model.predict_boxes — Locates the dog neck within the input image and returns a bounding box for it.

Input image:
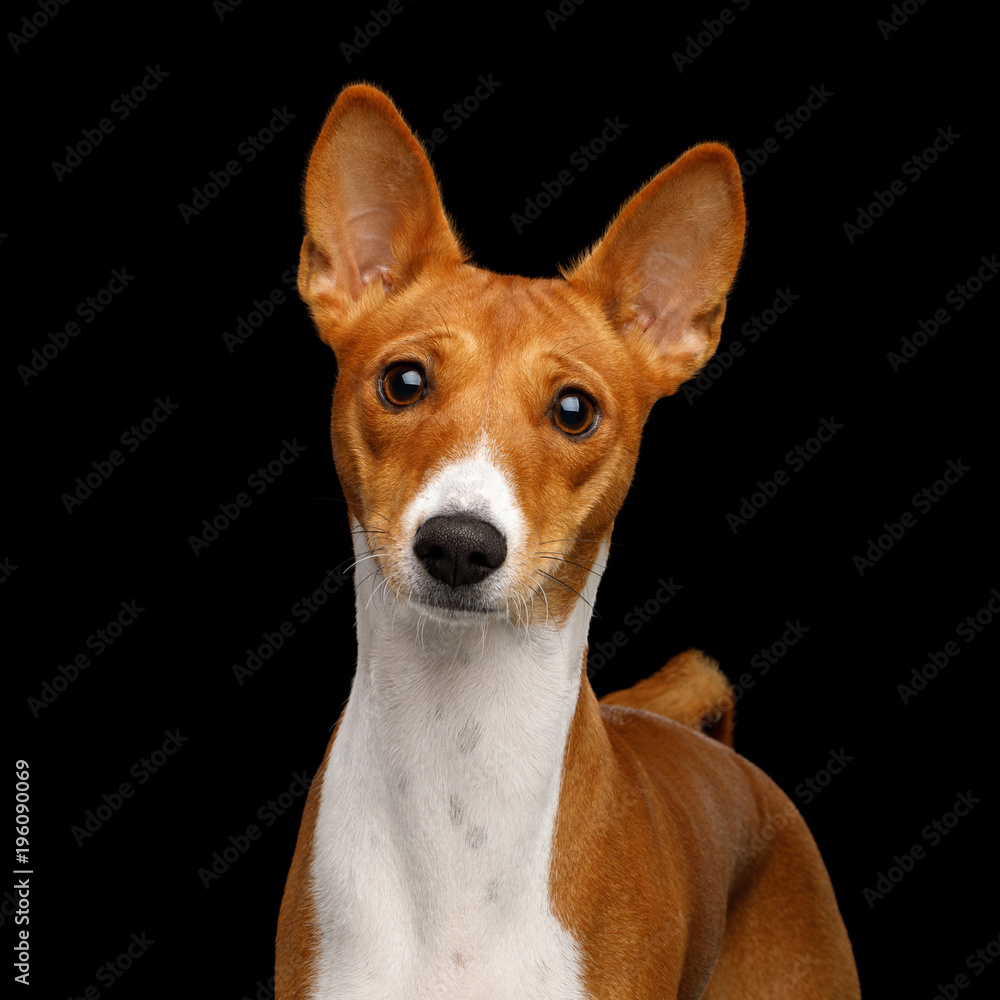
[310,526,603,984]
[351,520,599,877]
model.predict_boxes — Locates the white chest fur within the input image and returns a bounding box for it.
[307,529,595,999]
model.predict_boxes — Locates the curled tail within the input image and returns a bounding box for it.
[599,648,735,747]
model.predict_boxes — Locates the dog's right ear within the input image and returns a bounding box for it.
[298,84,466,351]
[565,143,745,398]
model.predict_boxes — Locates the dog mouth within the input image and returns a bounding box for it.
[407,586,505,620]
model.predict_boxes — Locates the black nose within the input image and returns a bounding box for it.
[413,515,507,588]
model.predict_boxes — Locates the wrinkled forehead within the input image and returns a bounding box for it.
[349,267,629,378]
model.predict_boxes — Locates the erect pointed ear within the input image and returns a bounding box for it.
[564,143,745,397]
[298,84,466,351]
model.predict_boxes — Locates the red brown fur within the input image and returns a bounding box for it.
[277,83,861,998]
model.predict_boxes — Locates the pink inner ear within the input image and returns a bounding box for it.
[565,144,744,394]
[348,207,399,291]
[299,85,466,325]
[634,250,707,353]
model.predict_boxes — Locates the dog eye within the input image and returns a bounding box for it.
[381,363,426,406]
[553,390,598,436]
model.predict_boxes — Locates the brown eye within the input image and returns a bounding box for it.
[381,363,426,406]
[553,390,598,436]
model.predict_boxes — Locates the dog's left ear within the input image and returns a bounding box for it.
[565,144,745,397]
[298,84,466,351]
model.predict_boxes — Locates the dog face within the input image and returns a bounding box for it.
[298,86,744,626]
[325,267,651,624]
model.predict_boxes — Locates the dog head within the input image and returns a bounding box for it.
[298,85,744,626]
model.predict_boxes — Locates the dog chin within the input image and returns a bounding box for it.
[405,585,505,624]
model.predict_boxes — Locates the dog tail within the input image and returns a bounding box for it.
[598,649,735,747]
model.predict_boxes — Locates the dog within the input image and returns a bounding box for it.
[276,83,861,999]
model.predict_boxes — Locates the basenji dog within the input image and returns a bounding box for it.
[276,84,861,999]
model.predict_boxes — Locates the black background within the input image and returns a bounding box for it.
[7,1,997,997]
